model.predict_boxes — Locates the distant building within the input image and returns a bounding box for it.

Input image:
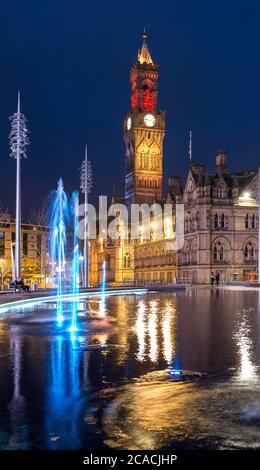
[178,151,258,284]
[0,212,50,287]
[90,34,259,286]
[90,33,177,286]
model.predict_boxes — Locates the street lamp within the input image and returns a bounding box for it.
[9,92,29,280]
[80,145,93,287]
[258,166,260,283]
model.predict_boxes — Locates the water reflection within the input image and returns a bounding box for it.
[45,335,83,449]
[135,300,147,362]
[162,302,175,365]
[233,306,257,381]
[0,288,260,450]
[148,300,158,363]
[135,298,176,365]
[8,330,28,449]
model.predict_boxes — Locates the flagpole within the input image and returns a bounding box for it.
[189,130,192,164]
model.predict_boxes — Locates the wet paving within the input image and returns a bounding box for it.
[0,287,260,450]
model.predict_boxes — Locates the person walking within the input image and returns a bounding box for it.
[210,271,215,286]
[215,271,220,286]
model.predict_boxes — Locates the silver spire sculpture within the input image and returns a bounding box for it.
[80,145,93,287]
[9,91,29,280]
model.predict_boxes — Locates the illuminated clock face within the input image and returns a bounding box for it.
[127,117,132,130]
[144,113,155,127]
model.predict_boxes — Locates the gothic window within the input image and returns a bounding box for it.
[142,79,154,111]
[214,213,226,229]
[217,187,224,198]
[124,253,131,268]
[143,89,153,111]
[131,91,137,109]
[245,214,256,229]
[213,241,225,262]
[183,242,190,263]
[245,242,256,261]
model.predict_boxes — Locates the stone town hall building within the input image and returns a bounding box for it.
[89,34,259,286]
[178,154,258,284]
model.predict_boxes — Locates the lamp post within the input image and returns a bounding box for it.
[9,92,29,280]
[258,166,260,283]
[80,145,93,287]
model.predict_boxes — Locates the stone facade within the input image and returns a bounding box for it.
[89,35,259,287]
[124,32,165,206]
[89,34,176,286]
[0,212,50,287]
[178,151,258,284]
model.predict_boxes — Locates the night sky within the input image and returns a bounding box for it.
[0,0,260,219]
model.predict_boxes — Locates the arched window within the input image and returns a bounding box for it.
[214,213,218,229]
[252,214,255,229]
[245,242,256,261]
[183,242,190,263]
[245,214,249,229]
[142,79,154,111]
[124,253,131,268]
[217,187,224,198]
[221,213,225,229]
[213,241,226,262]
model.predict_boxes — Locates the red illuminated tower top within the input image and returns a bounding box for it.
[130,31,159,112]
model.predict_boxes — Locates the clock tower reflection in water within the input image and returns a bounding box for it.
[124,31,165,205]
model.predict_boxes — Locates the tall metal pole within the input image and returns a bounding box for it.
[84,146,88,288]
[15,93,21,279]
[80,145,92,288]
[9,91,29,281]
[258,165,260,283]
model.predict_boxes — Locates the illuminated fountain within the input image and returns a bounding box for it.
[99,260,106,315]
[69,192,80,333]
[49,178,69,324]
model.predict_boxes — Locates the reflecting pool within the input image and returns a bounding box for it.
[0,287,260,450]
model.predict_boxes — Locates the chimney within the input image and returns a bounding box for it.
[216,150,228,176]
[168,176,182,197]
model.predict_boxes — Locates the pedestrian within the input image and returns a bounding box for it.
[20,278,30,293]
[210,271,215,286]
[215,271,220,286]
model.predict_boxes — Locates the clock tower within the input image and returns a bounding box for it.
[124,32,165,205]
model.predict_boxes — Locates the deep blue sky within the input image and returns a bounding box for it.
[0,0,260,218]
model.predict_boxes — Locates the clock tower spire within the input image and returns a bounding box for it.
[124,31,165,205]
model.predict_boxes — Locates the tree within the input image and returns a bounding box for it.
[28,204,50,288]
[0,258,11,290]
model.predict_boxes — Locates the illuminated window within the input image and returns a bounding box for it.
[131,91,137,109]
[143,89,153,111]
[124,253,131,268]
